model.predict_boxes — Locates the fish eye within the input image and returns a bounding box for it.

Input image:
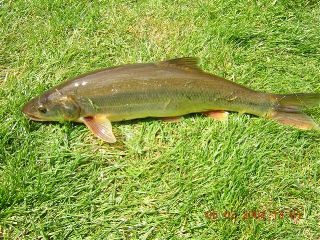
[38,106,47,114]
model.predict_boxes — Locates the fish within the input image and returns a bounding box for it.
[22,57,320,143]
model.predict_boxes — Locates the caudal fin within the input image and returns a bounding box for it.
[269,93,320,130]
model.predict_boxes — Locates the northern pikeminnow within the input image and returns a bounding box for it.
[22,57,320,143]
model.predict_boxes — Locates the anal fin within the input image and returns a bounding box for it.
[83,115,116,143]
[203,110,229,121]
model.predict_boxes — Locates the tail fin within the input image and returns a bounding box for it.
[269,93,320,130]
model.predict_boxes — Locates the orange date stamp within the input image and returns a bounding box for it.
[204,209,302,224]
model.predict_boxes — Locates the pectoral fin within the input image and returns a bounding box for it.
[83,115,116,143]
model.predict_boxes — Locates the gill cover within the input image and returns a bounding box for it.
[55,96,81,120]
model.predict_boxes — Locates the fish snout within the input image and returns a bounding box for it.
[22,99,41,121]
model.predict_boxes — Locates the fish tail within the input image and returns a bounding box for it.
[267,93,320,130]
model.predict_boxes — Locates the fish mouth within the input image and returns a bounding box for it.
[23,112,44,121]
[28,115,42,121]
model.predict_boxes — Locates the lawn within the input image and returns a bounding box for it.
[1,0,320,239]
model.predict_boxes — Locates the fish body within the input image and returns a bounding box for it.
[22,58,320,143]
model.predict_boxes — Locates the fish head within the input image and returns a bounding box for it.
[22,91,80,122]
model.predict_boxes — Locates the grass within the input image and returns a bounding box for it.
[1,0,320,239]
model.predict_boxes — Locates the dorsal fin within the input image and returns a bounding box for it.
[158,57,202,71]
